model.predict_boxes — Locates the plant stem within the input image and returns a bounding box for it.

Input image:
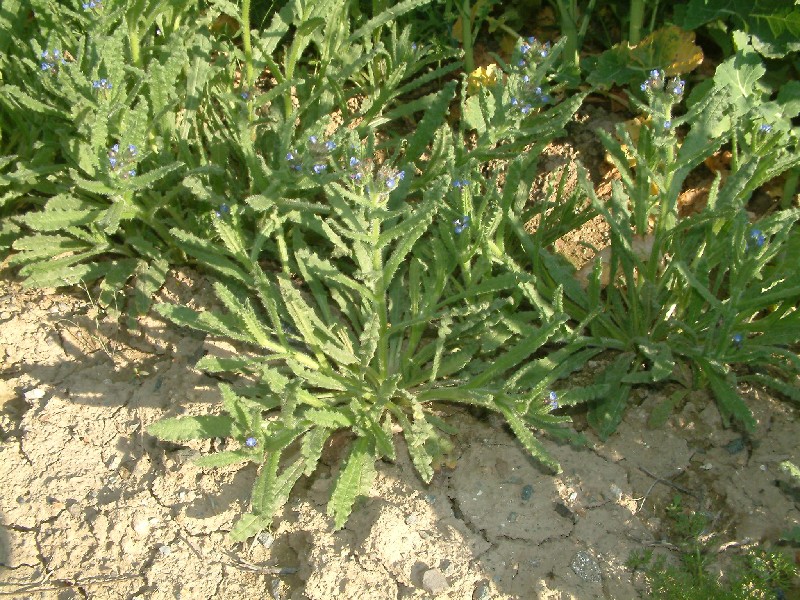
[629,0,645,45]
[461,0,474,74]
[242,0,254,88]
[128,24,142,69]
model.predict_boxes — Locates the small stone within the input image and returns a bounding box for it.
[521,484,533,501]
[570,550,601,582]
[0,311,11,320]
[422,568,449,595]
[256,531,274,549]
[158,545,172,556]
[132,518,150,537]
[472,579,491,600]
[23,388,46,401]
[405,514,417,526]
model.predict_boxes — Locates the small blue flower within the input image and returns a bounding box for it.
[325,140,336,151]
[759,124,772,133]
[533,86,542,95]
[241,91,249,100]
[522,75,530,84]
[539,95,550,104]
[411,42,418,51]
[128,169,136,177]
[520,104,532,115]
[511,97,519,107]
[640,82,648,92]
[453,215,470,234]
[547,390,559,410]
[312,164,326,174]
[670,79,685,96]
[111,143,119,153]
[664,120,672,130]
[109,156,117,167]
[452,179,469,189]
[286,151,296,161]
[308,135,318,144]
[731,333,743,347]
[128,144,137,155]
[349,156,360,167]
[245,437,258,448]
[214,203,230,218]
[650,69,661,79]
[748,228,765,248]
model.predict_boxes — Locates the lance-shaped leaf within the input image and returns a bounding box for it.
[327,437,376,529]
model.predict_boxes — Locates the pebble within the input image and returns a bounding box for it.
[570,550,601,582]
[23,388,46,401]
[256,531,275,549]
[472,579,491,600]
[0,311,10,320]
[422,568,449,595]
[132,518,150,537]
[521,484,533,501]
[405,514,417,526]
[158,545,172,556]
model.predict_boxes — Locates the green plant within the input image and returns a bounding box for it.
[515,37,800,437]
[628,495,798,599]
[145,41,601,539]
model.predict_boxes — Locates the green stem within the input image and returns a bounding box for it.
[128,25,142,69]
[369,203,389,380]
[242,0,254,88]
[461,0,474,74]
[628,0,645,45]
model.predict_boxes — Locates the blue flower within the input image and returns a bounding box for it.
[748,228,765,248]
[245,437,258,448]
[214,203,230,218]
[349,156,360,167]
[452,179,469,189]
[128,144,137,155]
[312,164,327,174]
[759,124,772,133]
[547,391,559,410]
[664,120,671,130]
[309,135,318,144]
[731,333,743,347]
[109,156,117,167]
[453,215,470,234]
[286,151,296,161]
[520,104,532,115]
[324,140,336,151]
[111,143,120,153]
[128,169,136,177]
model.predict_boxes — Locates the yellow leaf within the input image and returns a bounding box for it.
[629,25,704,76]
[467,64,499,95]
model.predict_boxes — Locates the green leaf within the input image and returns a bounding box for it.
[702,361,756,431]
[404,82,456,164]
[498,403,561,474]
[327,437,376,529]
[147,415,234,440]
[194,450,252,467]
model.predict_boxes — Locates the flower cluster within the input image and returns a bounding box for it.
[376,165,405,190]
[40,49,67,74]
[640,69,685,99]
[518,36,550,66]
[453,215,470,234]
[452,179,470,189]
[510,76,551,116]
[286,135,337,174]
[92,78,112,91]
[108,143,137,179]
[546,391,559,411]
[82,0,102,10]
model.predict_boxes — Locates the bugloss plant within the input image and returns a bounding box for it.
[520,37,800,437]
[1,0,238,320]
[146,37,600,539]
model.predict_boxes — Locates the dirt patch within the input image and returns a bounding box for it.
[1,270,798,599]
